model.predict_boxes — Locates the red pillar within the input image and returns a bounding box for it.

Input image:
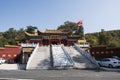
[49,39,51,45]
[59,39,61,44]
[39,40,42,46]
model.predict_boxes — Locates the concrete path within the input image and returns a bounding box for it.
[0,70,120,80]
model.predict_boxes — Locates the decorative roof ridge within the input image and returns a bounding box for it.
[44,29,69,34]
[45,29,62,31]
[46,29,62,31]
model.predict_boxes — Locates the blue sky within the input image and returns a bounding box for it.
[0,0,120,33]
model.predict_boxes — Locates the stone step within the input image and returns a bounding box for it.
[26,46,51,69]
[65,46,97,69]
[52,45,73,67]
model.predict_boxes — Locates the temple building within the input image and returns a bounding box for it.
[25,29,82,46]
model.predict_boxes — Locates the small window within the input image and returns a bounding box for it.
[14,54,17,57]
[96,52,99,54]
[92,52,94,54]
[104,59,110,61]
[101,59,110,61]
[105,59,110,61]
[2,54,6,57]
[101,52,104,54]
[8,54,11,57]
[111,51,114,53]
[105,51,108,54]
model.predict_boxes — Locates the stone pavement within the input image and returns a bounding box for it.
[0,64,19,70]
[0,69,120,80]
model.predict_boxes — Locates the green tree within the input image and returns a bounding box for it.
[99,32,106,45]
[2,28,17,45]
[0,33,5,47]
[85,34,98,46]
[16,28,26,43]
[85,30,120,47]
[26,26,37,34]
[57,21,77,32]
[57,21,84,39]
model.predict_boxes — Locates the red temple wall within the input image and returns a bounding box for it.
[90,46,120,59]
[0,46,21,62]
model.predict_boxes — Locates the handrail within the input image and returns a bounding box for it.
[61,45,74,66]
[26,43,39,69]
[74,43,99,67]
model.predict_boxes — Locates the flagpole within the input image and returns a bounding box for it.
[77,20,85,40]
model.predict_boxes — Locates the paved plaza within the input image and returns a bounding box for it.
[0,69,120,80]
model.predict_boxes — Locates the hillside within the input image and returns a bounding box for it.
[85,29,120,47]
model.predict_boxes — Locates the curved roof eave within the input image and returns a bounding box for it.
[24,31,38,36]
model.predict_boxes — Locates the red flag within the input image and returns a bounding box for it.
[77,20,83,26]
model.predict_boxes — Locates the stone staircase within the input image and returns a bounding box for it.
[26,44,98,70]
[65,46,98,69]
[26,46,51,69]
[52,45,74,67]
